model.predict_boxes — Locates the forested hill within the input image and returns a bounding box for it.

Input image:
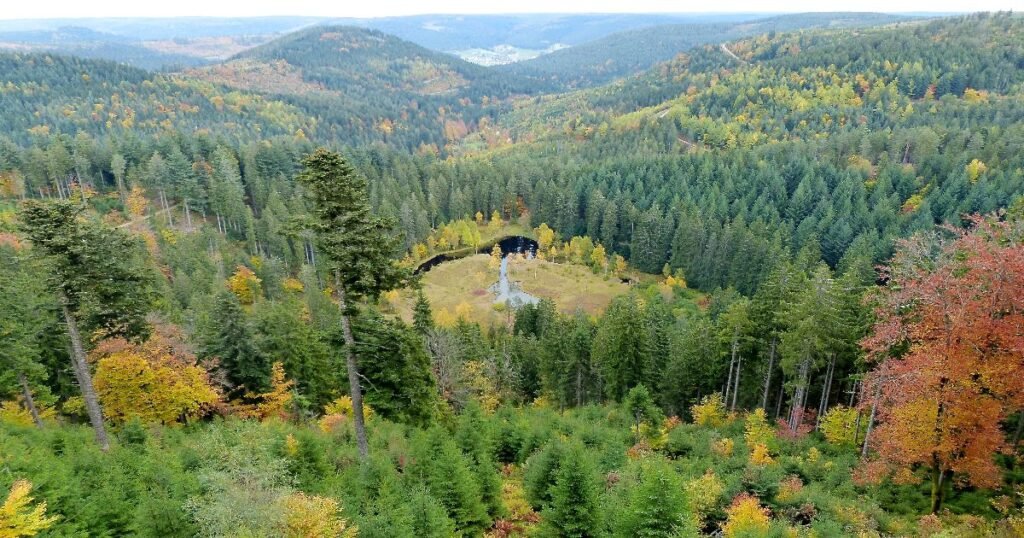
[0,52,315,144]
[500,12,909,91]
[186,25,537,152]
[445,12,1024,292]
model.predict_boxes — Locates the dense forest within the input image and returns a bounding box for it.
[1,11,1024,538]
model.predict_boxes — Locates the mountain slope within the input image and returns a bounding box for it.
[501,12,910,90]
[186,25,535,152]
[0,51,314,144]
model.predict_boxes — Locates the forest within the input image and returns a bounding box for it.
[1,10,1023,538]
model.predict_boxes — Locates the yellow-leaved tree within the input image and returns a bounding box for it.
[722,493,771,538]
[691,393,727,427]
[226,265,262,305]
[278,493,356,538]
[254,363,294,420]
[90,325,220,426]
[0,480,58,537]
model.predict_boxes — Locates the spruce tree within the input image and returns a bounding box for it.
[539,444,601,538]
[201,291,270,396]
[455,401,505,519]
[615,458,692,538]
[19,199,152,450]
[297,148,407,459]
[410,427,490,535]
[412,288,434,335]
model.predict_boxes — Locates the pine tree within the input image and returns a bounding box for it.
[297,148,407,460]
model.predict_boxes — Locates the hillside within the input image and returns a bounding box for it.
[186,25,538,152]
[0,51,314,144]
[501,12,909,90]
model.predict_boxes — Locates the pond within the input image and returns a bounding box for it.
[415,235,541,307]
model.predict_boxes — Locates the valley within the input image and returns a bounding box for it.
[1,9,1023,538]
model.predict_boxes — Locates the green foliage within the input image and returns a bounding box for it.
[409,427,491,535]
[355,312,439,426]
[539,443,602,538]
[613,457,695,538]
[297,148,407,306]
[19,199,152,341]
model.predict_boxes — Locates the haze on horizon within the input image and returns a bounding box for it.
[0,0,1015,20]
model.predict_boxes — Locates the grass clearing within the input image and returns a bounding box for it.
[393,254,631,326]
[507,256,630,317]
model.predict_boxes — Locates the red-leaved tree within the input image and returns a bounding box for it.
[861,217,1024,513]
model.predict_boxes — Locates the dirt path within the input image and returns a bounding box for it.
[720,43,746,64]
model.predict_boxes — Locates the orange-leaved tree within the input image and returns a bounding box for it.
[861,217,1024,513]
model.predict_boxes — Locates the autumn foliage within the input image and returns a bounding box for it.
[0,480,58,537]
[861,217,1024,509]
[90,325,221,426]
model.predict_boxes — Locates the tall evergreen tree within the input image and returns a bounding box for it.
[19,199,152,450]
[297,148,407,460]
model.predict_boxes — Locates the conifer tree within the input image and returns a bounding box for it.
[297,148,407,460]
[539,444,601,538]
[19,199,152,450]
[455,402,505,519]
[410,427,490,535]
[200,291,270,396]
[615,458,692,538]
[412,288,434,335]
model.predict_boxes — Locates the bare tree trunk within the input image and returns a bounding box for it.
[774,379,785,419]
[575,367,583,407]
[336,276,369,460]
[17,372,43,428]
[60,292,109,451]
[731,354,741,411]
[861,382,881,459]
[760,338,776,409]
[789,358,810,431]
[115,175,127,207]
[816,356,835,429]
[724,336,737,403]
[184,199,193,231]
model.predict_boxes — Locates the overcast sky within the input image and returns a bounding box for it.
[0,0,1016,20]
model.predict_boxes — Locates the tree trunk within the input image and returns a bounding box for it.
[930,464,952,513]
[761,338,776,409]
[731,354,741,411]
[17,372,43,428]
[725,337,737,403]
[789,358,810,431]
[861,383,881,459]
[816,356,835,429]
[184,199,193,231]
[60,292,110,451]
[336,277,369,460]
[115,176,127,207]
[774,379,785,419]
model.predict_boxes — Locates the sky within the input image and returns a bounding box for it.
[0,0,1017,20]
